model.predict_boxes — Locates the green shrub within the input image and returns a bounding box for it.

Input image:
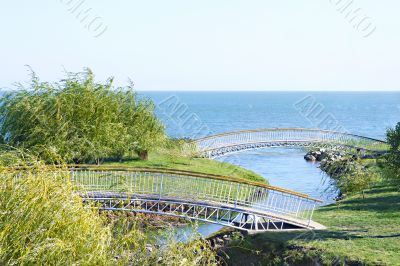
[0,69,165,163]
[335,169,379,196]
[322,158,380,196]
[385,122,400,187]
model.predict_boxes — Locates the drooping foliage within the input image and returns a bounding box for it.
[0,69,165,163]
[385,122,400,186]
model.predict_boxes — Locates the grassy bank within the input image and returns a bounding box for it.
[222,182,400,265]
[104,151,266,183]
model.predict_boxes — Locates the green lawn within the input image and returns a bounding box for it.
[222,183,400,265]
[103,151,266,183]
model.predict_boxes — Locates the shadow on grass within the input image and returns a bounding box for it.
[364,186,397,195]
[247,229,365,245]
[238,227,400,254]
[317,186,400,213]
[223,227,400,266]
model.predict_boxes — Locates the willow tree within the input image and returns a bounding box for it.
[0,69,165,163]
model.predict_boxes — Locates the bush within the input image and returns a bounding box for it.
[0,69,165,163]
[322,158,380,196]
[385,122,400,186]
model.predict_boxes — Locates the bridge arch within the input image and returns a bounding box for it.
[194,128,387,158]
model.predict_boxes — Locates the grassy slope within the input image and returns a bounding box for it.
[223,183,400,265]
[303,184,400,265]
[104,151,266,183]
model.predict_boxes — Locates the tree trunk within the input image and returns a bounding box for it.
[139,150,149,160]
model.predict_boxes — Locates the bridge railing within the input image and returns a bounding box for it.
[69,166,322,223]
[195,128,387,154]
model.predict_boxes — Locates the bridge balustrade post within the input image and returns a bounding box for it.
[244,186,250,206]
[291,196,297,214]
[153,174,157,194]
[289,196,295,214]
[285,197,291,214]
[219,181,225,200]
[196,177,200,198]
[308,203,316,226]
[295,198,302,217]
[159,174,163,199]
[129,172,132,192]
[215,181,220,200]
[227,182,232,204]
[71,169,75,183]
[234,184,241,209]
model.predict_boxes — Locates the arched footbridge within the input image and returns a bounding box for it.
[194,128,387,158]
[67,165,325,233]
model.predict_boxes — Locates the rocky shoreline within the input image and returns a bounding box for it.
[304,147,386,164]
[304,147,387,202]
[304,147,346,164]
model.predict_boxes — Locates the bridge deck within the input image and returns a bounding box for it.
[83,191,326,231]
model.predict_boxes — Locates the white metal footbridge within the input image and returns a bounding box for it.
[67,165,324,233]
[194,128,387,158]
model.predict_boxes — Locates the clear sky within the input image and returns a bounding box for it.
[1,0,399,91]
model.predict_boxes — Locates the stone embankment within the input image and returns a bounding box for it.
[304,148,386,164]
[304,148,345,164]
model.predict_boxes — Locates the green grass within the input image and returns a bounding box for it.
[103,151,266,183]
[302,184,400,265]
[222,183,400,265]
[344,139,389,152]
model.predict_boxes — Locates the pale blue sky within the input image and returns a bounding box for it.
[1,1,399,91]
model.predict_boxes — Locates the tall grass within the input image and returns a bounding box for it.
[0,166,112,265]
[0,151,218,265]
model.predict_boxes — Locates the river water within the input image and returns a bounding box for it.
[141,91,400,236]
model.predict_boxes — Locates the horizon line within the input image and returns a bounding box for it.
[136,89,400,92]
